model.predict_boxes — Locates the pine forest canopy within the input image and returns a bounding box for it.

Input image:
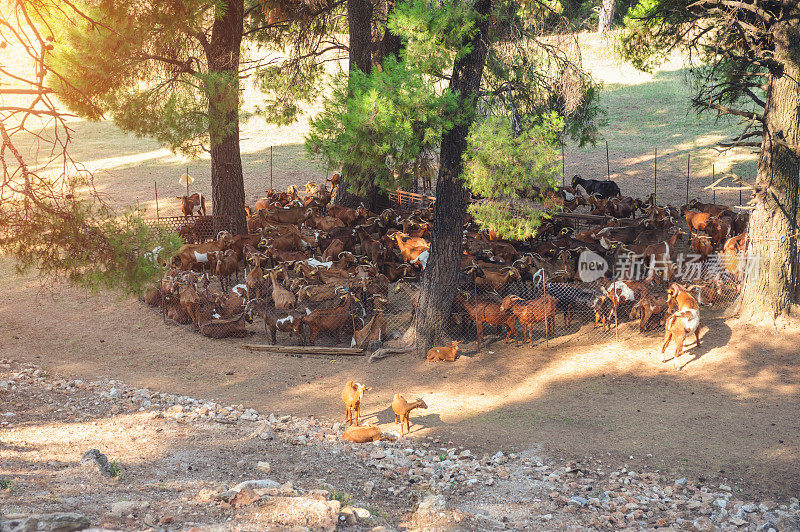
[305,0,602,239]
[46,0,346,235]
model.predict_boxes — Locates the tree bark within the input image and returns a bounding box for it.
[206,0,247,235]
[333,0,404,213]
[739,18,800,323]
[597,0,616,33]
[412,0,492,356]
[334,0,378,209]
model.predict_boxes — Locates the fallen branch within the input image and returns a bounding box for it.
[241,344,365,355]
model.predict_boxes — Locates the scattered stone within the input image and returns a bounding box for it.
[339,506,358,526]
[231,479,281,492]
[231,488,260,508]
[568,496,589,507]
[110,500,149,517]
[363,481,374,498]
[256,497,341,532]
[256,461,271,473]
[3,512,90,532]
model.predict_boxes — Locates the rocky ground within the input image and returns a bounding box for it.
[0,358,798,531]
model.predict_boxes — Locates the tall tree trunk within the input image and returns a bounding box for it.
[334,0,395,212]
[413,0,492,356]
[740,18,800,323]
[597,0,616,33]
[206,0,246,235]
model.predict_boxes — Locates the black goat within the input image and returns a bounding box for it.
[572,175,621,199]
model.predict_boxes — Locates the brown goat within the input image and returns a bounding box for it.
[426,340,462,362]
[342,380,372,426]
[177,192,206,217]
[295,293,357,345]
[629,295,668,333]
[661,284,701,368]
[199,311,252,339]
[264,308,307,344]
[269,269,296,309]
[391,394,428,436]
[500,295,557,347]
[691,235,714,261]
[456,293,516,344]
[213,249,239,293]
[352,297,387,348]
[328,203,359,226]
[342,424,385,443]
[322,238,344,262]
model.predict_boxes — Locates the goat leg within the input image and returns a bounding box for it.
[660,332,672,362]
[673,330,686,369]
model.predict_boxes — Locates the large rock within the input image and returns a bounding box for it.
[1,512,90,532]
[254,497,341,531]
[79,450,111,477]
[232,479,280,492]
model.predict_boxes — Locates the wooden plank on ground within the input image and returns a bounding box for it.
[242,344,365,356]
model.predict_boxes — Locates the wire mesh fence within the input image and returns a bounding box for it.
[142,247,751,354]
[143,215,234,244]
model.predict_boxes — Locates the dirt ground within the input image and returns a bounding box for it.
[1,258,798,503]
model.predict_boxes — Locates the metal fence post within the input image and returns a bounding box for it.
[544,272,549,348]
[561,139,565,187]
[686,153,690,205]
[653,147,658,204]
[154,181,159,219]
[474,275,480,354]
[712,164,716,204]
[270,145,274,190]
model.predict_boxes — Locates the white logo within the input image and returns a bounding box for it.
[578,250,608,282]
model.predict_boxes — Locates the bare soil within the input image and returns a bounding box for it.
[1,260,798,502]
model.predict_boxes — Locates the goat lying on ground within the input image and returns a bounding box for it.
[342,380,372,426]
[342,424,386,443]
[426,340,462,362]
[199,310,252,339]
[392,394,428,436]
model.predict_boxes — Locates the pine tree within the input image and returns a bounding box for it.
[48,0,342,234]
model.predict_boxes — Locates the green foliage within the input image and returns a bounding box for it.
[618,0,672,73]
[47,0,221,155]
[306,56,460,196]
[108,461,124,478]
[0,198,182,295]
[0,478,11,490]
[387,0,479,75]
[468,203,550,241]
[463,113,564,197]
[463,113,562,240]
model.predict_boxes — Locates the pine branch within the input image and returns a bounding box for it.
[692,99,764,122]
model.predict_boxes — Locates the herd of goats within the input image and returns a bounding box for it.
[143,173,750,365]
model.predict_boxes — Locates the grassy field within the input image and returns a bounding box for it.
[565,33,756,207]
